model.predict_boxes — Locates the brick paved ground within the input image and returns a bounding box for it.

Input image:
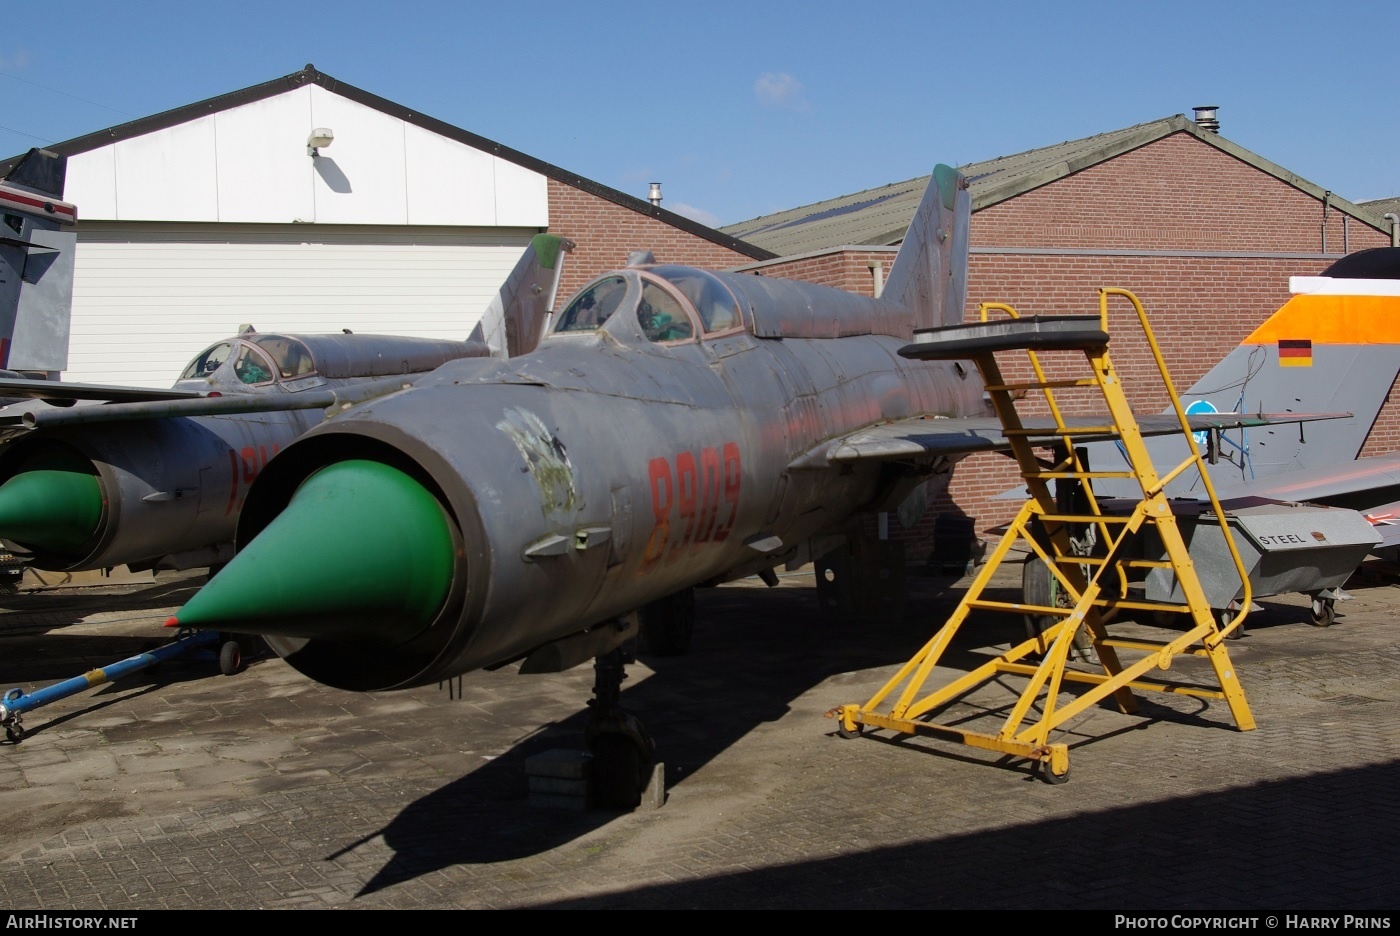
[1,556,1399,910]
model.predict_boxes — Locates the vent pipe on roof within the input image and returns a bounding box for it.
[648,183,662,207]
[1193,106,1220,133]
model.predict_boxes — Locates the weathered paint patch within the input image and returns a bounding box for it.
[496,407,578,518]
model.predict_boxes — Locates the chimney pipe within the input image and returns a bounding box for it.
[648,182,662,207]
[1193,106,1220,133]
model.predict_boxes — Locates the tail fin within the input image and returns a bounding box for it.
[0,149,77,374]
[1176,248,1400,481]
[469,234,576,358]
[881,164,971,331]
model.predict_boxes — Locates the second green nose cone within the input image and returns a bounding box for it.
[0,452,103,555]
[169,459,455,643]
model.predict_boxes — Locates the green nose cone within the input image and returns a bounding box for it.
[0,453,102,554]
[170,459,455,643]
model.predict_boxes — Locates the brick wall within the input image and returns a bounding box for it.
[749,249,896,296]
[547,178,758,299]
[755,131,1392,554]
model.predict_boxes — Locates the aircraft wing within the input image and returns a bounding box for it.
[0,377,208,404]
[5,376,417,432]
[788,411,1349,470]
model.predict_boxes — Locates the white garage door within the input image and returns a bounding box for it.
[68,223,538,387]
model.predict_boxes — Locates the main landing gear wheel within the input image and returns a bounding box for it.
[1310,596,1336,628]
[586,647,657,811]
[1021,555,1098,664]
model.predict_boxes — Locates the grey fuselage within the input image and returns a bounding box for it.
[0,332,487,571]
[240,266,984,689]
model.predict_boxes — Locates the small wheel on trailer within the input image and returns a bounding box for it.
[1310,596,1335,628]
[591,733,645,810]
[5,722,23,744]
[218,639,244,676]
[836,723,863,740]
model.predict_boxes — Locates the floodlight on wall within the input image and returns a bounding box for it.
[306,128,334,157]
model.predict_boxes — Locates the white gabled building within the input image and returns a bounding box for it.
[2,66,769,387]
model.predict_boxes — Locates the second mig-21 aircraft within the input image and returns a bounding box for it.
[0,234,574,576]
[166,165,1329,806]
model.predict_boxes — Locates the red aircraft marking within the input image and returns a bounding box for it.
[640,442,741,574]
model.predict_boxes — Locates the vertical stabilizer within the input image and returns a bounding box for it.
[1178,249,1400,481]
[469,234,576,358]
[881,164,971,331]
[0,149,77,375]
[1082,247,1400,497]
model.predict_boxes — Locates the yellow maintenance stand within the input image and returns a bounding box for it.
[829,288,1255,783]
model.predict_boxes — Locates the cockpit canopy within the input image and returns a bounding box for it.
[180,335,316,386]
[552,266,743,343]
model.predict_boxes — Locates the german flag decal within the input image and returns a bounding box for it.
[1279,338,1313,367]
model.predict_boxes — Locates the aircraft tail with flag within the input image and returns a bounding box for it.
[1172,247,1400,487]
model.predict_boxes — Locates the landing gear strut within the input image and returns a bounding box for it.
[585,647,655,809]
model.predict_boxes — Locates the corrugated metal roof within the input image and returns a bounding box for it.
[722,115,1385,256]
[1362,196,1400,219]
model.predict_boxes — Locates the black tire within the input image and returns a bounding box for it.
[1310,597,1335,628]
[592,733,644,810]
[6,723,23,743]
[1021,555,1057,638]
[218,640,244,676]
[1041,762,1070,785]
[637,587,696,657]
[836,725,863,740]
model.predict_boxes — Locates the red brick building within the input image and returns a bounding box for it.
[724,114,1394,546]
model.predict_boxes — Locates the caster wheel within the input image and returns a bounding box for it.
[1310,597,1335,628]
[836,724,863,740]
[6,723,24,743]
[1041,762,1070,785]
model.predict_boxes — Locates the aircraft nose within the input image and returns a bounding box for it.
[0,450,102,554]
[167,459,455,642]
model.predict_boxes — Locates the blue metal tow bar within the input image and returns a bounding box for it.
[0,629,222,743]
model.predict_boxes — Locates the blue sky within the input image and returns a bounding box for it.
[3,1,1396,227]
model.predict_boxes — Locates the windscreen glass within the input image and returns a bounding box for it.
[555,276,630,333]
[180,342,234,379]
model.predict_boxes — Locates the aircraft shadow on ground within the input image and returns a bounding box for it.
[348,572,1267,896]
[0,574,208,633]
[529,758,1400,910]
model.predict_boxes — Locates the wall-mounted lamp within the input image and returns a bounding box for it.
[306,128,334,157]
